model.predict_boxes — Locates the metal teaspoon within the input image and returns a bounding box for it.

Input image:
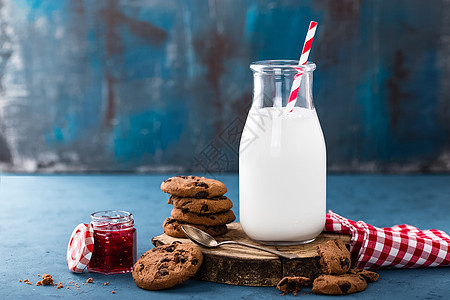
[181,225,298,260]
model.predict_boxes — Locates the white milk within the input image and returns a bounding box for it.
[239,107,326,243]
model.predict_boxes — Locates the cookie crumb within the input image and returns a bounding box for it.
[86,278,93,283]
[37,274,40,277]
[36,281,42,286]
[56,282,64,289]
[104,282,109,286]
[112,291,116,294]
[26,282,32,285]
[41,274,53,285]
[24,279,29,283]
[277,276,311,295]
[19,279,22,282]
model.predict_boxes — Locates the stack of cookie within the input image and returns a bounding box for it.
[160,176,236,238]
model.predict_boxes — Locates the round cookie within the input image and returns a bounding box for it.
[168,195,233,214]
[161,176,227,198]
[132,242,203,290]
[312,274,367,295]
[348,269,379,283]
[163,218,228,238]
[316,239,351,275]
[171,208,236,226]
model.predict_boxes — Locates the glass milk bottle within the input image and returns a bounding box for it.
[239,60,326,245]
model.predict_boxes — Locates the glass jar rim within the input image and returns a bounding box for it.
[91,210,133,223]
[250,60,316,74]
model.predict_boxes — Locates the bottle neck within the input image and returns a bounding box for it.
[250,60,315,110]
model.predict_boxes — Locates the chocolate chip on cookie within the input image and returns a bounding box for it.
[312,274,367,295]
[161,176,227,198]
[132,242,203,290]
[168,195,233,214]
[316,239,351,275]
[348,269,379,283]
[163,217,228,238]
[276,276,311,295]
[171,208,236,226]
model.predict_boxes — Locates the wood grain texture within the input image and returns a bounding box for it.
[152,222,351,286]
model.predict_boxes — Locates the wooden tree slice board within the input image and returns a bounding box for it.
[152,222,351,287]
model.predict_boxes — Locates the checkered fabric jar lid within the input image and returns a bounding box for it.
[66,223,94,273]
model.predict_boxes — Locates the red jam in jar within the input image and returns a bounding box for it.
[87,210,136,274]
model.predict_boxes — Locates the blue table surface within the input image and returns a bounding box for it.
[0,174,449,299]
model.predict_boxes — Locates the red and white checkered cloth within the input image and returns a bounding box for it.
[325,211,450,269]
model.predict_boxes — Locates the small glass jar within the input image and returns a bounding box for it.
[87,210,137,274]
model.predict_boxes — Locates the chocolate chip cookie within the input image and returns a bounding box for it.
[161,176,227,198]
[168,195,233,214]
[132,242,203,290]
[171,208,236,226]
[163,218,228,238]
[312,274,367,295]
[276,276,311,295]
[348,269,379,283]
[316,239,351,275]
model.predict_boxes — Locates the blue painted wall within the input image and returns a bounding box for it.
[0,0,449,173]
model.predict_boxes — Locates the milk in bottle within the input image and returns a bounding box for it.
[239,60,326,244]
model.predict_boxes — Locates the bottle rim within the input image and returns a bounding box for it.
[250,60,316,74]
[90,210,133,225]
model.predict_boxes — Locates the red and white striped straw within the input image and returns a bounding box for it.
[285,21,318,113]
